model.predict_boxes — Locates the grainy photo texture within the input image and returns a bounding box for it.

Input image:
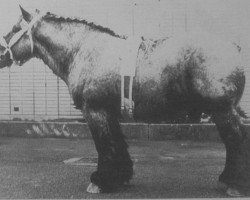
[0,0,249,198]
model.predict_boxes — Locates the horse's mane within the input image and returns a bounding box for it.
[43,12,127,39]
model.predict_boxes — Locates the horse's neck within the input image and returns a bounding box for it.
[33,21,90,83]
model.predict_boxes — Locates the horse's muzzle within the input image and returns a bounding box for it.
[0,52,13,68]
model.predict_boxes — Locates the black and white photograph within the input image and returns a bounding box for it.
[0,0,250,198]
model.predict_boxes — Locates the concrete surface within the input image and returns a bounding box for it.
[0,121,224,141]
[0,137,247,198]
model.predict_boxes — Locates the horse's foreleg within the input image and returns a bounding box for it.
[84,108,133,193]
[213,109,250,196]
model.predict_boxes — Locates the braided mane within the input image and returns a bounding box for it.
[43,12,127,39]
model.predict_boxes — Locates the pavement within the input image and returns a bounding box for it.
[0,137,241,199]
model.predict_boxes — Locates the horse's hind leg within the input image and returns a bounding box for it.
[84,108,133,193]
[212,108,250,196]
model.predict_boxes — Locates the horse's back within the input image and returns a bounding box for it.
[140,33,242,80]
[135,33,245,118]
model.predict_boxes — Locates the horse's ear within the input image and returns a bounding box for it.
[19,5,32,22]
[35,9,40,14]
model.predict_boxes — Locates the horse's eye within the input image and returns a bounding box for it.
[12,26,20,33]
[0,55,5,60]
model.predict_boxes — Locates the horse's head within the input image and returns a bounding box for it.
[0,6,43,68]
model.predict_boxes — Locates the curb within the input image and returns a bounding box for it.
[0,121,227,141]
[148,124,220,141]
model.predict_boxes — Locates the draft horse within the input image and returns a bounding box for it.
[0,7,250,196]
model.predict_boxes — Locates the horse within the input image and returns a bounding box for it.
[0,6,250,197]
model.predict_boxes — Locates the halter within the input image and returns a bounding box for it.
[0,13,44,63]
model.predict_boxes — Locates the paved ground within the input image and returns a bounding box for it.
[0,137,242,198]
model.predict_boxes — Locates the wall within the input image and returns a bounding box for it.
[0,60,82,120]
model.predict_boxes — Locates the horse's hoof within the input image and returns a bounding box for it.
[123,181,130,186]
[226,187,245,197]
[217,181,227,190]
[86,183,101,194]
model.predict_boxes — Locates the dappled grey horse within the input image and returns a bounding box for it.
[0,6,250,196]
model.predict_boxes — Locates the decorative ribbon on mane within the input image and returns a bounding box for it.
[0,12,44,63]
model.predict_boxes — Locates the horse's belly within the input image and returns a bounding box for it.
[133,78,190,122]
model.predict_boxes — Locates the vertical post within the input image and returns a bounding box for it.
[184,0,188,32]
[44,65,48,117]
[19,68,24,117]
[171,13,174,36]
[57,77,60,119]
[132,1,135,36]
[32,61,35,119]
[129,76,133,114]
[20,66,23,117]
[121,75,125,110]
[8,67,11,119]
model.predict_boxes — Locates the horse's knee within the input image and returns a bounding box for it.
[84,108,133,191]
[213,109,250,192]
[213,111,243,143]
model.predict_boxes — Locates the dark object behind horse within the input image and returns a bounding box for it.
[0,7,250,196]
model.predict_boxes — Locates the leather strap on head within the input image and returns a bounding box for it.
[0,13,44,62]
[0,37,13,60]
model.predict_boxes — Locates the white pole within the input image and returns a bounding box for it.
[129,76,133,114]
[121,75,125,110]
